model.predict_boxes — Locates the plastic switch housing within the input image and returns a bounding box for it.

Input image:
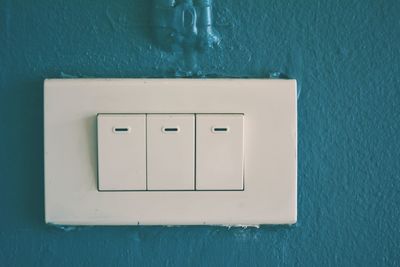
[44,79,297,225]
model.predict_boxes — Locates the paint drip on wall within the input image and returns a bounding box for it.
[153,0,220,75]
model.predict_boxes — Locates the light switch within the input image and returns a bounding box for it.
[97,114,146,191]
[147,114,195,190]
[46,79,297,225]
[196,114,244,190]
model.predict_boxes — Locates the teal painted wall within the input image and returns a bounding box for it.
[1,0,399,266]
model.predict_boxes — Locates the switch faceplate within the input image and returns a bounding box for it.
[44,79,297,226]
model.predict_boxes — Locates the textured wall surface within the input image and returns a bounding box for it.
[1,0,400,266]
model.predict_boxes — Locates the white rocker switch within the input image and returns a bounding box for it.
[97,114,147,191]
[147,114,195,190]
[196,114,244,190]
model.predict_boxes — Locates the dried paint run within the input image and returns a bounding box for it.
[153,0,220,74]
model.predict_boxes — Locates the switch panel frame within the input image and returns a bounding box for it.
[44,79,297,225]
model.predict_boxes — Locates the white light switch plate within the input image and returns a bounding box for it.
[44,79,297,225]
